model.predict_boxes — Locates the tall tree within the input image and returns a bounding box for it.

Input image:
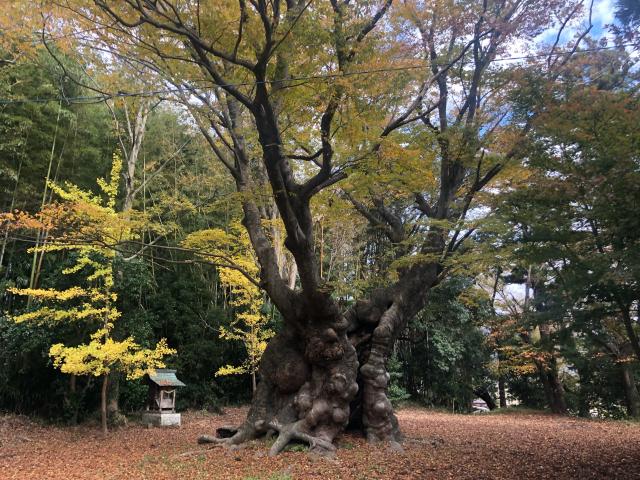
[51,0,586,454]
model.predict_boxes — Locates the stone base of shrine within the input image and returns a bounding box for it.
[142,412,181,427]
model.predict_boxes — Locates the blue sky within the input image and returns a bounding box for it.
[539,0,618,44]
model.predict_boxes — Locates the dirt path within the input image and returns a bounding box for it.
[1,407,639,479]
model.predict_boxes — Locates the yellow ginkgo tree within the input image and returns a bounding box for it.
[6,153,175,434]
[183,222,273,393]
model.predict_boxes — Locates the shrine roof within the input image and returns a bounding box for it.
[148,369,186,387]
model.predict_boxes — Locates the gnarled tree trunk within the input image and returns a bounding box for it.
[200,296,359,456]
[200,260,440,455]
[199,310,404,455]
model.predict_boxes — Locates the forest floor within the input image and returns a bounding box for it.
[1,406,639,480]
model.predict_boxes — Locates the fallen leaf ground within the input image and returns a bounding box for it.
[1,407,639,479]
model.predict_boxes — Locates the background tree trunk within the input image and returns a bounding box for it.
[535,357,568,414]
[620,362,640,418]
[101,374,108,435]
[498,375,507,408]
[474,386,497,410]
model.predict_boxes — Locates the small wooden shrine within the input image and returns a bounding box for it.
[142,369,185,427]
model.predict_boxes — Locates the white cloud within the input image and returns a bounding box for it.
[593,0,615,26]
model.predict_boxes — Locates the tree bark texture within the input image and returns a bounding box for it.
[199,258,440,455]
[535,356,568,415]
[101,374,109,435]
[200,298,359,456]
[620,362,640,418]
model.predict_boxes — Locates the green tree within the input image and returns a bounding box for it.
[496,84,640,417]
[395,277,494,411]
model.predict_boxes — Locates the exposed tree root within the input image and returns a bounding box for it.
[197,424,255,447]
[262,419,336,457]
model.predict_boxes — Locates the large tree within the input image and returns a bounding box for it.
[53,0,586,455]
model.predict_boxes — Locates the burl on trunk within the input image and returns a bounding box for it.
[199,292,404,456]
